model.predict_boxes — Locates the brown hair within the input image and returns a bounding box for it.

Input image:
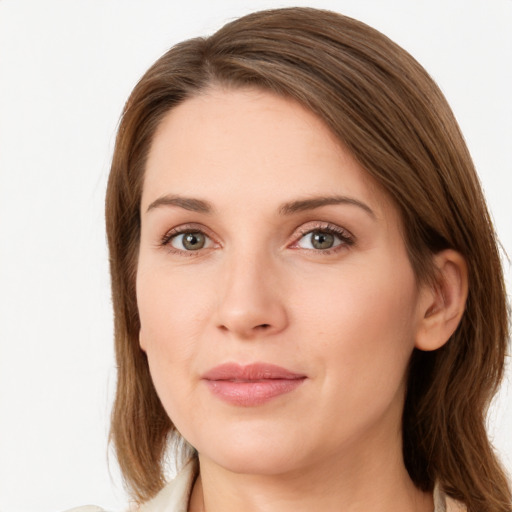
[106,7,511,510]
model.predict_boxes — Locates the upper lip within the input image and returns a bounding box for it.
[202,362,306,381]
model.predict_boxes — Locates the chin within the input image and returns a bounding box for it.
[208,447,301,476]
[192,424,309,476]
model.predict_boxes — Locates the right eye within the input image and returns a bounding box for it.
[168,231,213,251]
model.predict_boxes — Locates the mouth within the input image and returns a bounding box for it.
[201,362,307,407]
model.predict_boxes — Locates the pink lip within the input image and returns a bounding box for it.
[202,363,306,406]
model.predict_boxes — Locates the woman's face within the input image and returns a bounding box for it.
[137,87,426,475]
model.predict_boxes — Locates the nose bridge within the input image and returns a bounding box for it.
[215,244,287,337]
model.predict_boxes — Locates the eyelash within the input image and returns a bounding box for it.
[159,221,355,256]
[159,223,215,257]
[292,222,355,254]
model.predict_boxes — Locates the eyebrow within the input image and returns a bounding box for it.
[279,196,375,218]
[146,193,375,218]
[146,195,213,214]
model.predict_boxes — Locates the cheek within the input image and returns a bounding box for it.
[290,259,419,445]
[300,252,417,324]
[137,262,211,352]
[136,265,214,414]
[295,255,419,386]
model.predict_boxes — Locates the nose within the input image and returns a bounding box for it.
[215,252,288,339]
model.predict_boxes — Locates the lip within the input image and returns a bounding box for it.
[201,362,306,406]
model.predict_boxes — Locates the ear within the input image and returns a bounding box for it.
[415,249,468,352]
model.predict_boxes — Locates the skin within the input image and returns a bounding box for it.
[137,87,467,512]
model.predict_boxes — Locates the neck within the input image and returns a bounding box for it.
[188,430,433,512]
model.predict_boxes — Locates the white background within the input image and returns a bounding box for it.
[0,1,510,511]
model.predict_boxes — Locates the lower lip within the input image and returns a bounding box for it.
[204,378,305,406]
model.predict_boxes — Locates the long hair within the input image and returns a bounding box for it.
[105,7,511,510]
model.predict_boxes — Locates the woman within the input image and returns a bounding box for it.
[79,7,511,512]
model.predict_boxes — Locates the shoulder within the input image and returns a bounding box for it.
[434,483,467,512]
[63,458,198,512]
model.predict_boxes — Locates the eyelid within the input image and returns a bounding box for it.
[288,221,355,252]
[159,223,220,254]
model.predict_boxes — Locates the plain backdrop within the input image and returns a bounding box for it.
[0,1,511,511]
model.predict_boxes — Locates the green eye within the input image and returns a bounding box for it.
[296,228,352,251]
[171,232,207,250]
[310,231,335,249]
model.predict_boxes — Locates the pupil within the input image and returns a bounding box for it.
[183,232,205,250]
[312,231,334,249]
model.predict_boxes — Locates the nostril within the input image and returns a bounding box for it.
[217,322,272,333]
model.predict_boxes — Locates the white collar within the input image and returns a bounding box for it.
[136,459,198,512]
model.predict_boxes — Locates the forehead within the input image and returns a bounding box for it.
[142,87,389,218]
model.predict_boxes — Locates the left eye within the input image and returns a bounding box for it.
[296,229,344,250]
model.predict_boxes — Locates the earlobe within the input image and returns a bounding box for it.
[415,250,468,352]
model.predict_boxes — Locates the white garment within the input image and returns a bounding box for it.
[67,458,466,512]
